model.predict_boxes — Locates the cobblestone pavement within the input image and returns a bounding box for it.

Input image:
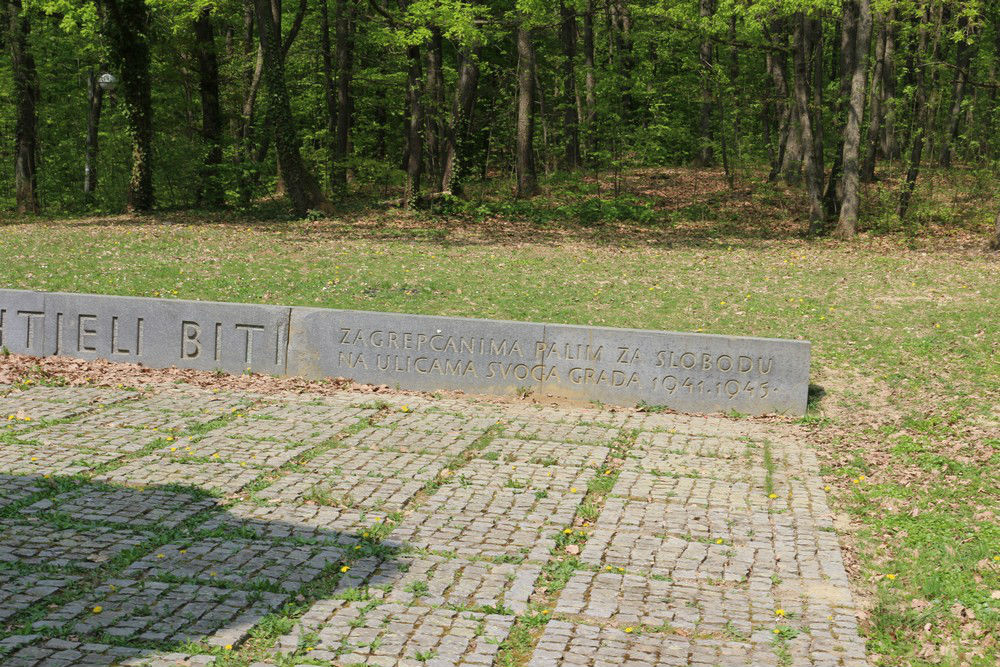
[0,381,867,666]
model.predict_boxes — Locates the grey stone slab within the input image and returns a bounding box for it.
[0,289,46,356]
[2,290,811,415]
[287,306,548,395]
[289,308,809,415]
[4,290,292,375]
[539,322,810,415]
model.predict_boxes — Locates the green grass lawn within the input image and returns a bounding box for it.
[2,169,998,666]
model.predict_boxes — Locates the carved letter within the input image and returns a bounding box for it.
[181,321,202,359]
[17,311,45,350]
[77,315,97,352]
[235,324,265,364]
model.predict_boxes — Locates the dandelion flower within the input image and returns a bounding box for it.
[224,644,233,651]
[768,493,777,499]
[92,606,103,613]
[340,565,351,573]
[624,627,634,633]
[715,538,723,544]
[885,573,896,580]
[775,609,786,617]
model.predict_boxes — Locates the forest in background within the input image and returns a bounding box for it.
[3,0,1000,245]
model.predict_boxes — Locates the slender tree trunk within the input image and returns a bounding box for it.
[103,0,154,211]
[441,46,480,195]
[333,0,353,189]
[834,0,872,238]
[940,16,971,168]
[6,0,40,213]
[403,43,423,207]
[194,7,224,207]
[824,1,858,216]
[561,2,580,170]
[792,13,824,229]
[764,18,791,182]
[425,29,445,191]
[252,0,327,215]
[84,69,104,200]
[880,11,897,160]
[319,0,336,190]
[990,208,1000,250]
[516,24,537,198]
[862,10,888,182]
[694,0,715,167]
[582,0,596,142]
[897,8,932,220]
[237,5,263,206]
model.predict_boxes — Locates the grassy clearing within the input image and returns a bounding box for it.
[2,168,999,666]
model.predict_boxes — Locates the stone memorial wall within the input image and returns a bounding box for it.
[0,289,810,415]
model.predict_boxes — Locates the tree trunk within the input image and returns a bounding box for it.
[440,46,480,195]
[237,5,263,206]
[333,0,353,189]
[764,18,790,182]
[319,0,336,190]
[879,11,897,160]
[515,24,537,198]
[940,16,971,168]
[560,2,580,170]
[897,8,932,220]
[403,43,423,207]
[84,69,104,200]
[823,1,858,217]
[834,0,872,238]
[6,0,40,213]
[792,13,824,229]
[194,7,224,207]
[990,208,1000,250]
[252,0,327,215]
[425,29,445,191]
[582,0,596,150]
[694,0,715,167]
[862,10,888,183]
[103,0,154,211]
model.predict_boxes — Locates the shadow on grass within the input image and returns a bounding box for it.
[0,472,405,666]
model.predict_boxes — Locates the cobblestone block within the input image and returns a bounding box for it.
[0,443,119,475]
[23,487,217,527]
[256,471,424,511]
[500,419,620,445]
[123,538,345,591]
[158,437,309,468]
[526,620,780,667]
[554,571,774,634]
[337,425,483,456]
[359,554,541,613]
[29,423,165,453]
[0,519,149,569]
[274,600,513,666]
[249,401,375,424]
[199,418,347,446]
[96,456,259,494]
[199,503,375,545]
[0,475,43,509]
[452,459,595,493]
[390,485,582,561]
[477,437,610,468]
[0,571,80,623]
[37,578,285,647]
[0,638,215,667]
